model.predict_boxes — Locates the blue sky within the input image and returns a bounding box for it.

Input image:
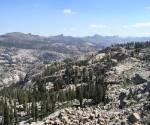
[0,0,150,36]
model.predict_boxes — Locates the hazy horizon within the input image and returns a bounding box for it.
[1,32,150,38]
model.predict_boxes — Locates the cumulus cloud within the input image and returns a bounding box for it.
[63,9,75,15]
[132,22,150,28]
[89,24,107,28]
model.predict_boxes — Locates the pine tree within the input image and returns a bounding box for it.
[40,100,46,119]
[14,101,19,124]
[95,82,103,103]
[21,92,28,112]
[26,101,31,118]
[35,103,38,121]
[82,67,88,82]
[76,85,83,107]
[88,68,93,81]
[31,98,37,121]
[94,73,105,104]
[3,102,11,125]
[9,105,14,123]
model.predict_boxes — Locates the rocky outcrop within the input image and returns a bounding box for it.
[128,113,141,124]
[131,74,147,84]
[29,81,150,125]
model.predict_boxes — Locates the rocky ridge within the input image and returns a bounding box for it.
[27,43,150,125]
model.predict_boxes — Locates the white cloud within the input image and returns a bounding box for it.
[146,6,150,9]
[63,9,75,15]
[89,24,107,28]
[142,32,150,36]
[132,22,150,28]
[122,25,128,29]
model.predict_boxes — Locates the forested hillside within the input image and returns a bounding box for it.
[0,41,150,125]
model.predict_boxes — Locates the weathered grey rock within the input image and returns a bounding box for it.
[136,94,142,101]
[77,110,82,116]
[80,116,88,124]
[103,105,110,110]
[58,112,64,119]
[146,81,150,93]
[65,108,72,114]
[121,120,126,125]
[45,119,51,124]
[89,114,95,120]
[131,74,147,84]
[54,119,61,125]
[49,120,55,124]
[128,113,141,123]
[85,121,91,125]
[61,116,70,124]
[72,119,79,124]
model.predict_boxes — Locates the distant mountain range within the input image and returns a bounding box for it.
[0,32,150,49]
[82,34,150,45]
